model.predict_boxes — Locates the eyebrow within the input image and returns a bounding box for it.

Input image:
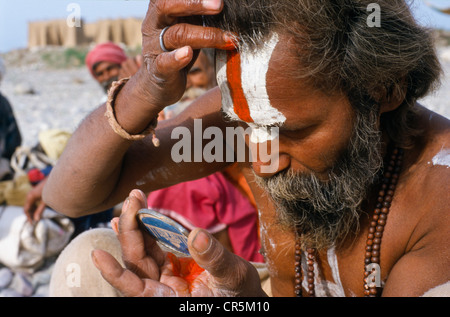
[220,107,234,123]
[219,107,285,129]
[189,66,201,73]
[94,64,119,77]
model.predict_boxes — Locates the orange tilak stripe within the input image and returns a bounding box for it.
[226,50,253,123]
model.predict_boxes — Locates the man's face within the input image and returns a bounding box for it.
[167,51,217,118]
[216,32,383,249]
[93,61,121,93]
[179,51,216,105]
[187,51,216,91]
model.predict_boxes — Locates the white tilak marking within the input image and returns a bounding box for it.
[216,50,237,121]
[431,147,450,168]
[301,247,347,297]
[258,216,278,277]
[240,33,285,126]
[326,248,347,297]
[248,124,280,143]
[215,32,286,143]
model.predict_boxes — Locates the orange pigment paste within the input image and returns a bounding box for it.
[226,50,254,123]
[167,253,205,291]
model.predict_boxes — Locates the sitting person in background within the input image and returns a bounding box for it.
[164,49,217,118]
[23,42,135,227]
[0,57,22,181]
[22,43,137,231]
[85,42,137,96]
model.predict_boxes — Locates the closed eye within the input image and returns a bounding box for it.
[279,124,318,140]
[220,108,235,123]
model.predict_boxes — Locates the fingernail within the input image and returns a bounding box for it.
[174,46,190,61]
[129,189,146,203]
[203,0,222,10]
[192,230,211,255]
[219,32,238,50]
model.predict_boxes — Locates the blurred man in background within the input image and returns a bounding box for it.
[85,42,129,94]
[0,57,22,180]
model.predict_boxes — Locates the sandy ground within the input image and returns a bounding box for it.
[1,61,105,147]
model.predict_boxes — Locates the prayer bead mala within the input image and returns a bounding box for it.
[294,146,403,297]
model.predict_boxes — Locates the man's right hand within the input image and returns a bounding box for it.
[130,0,234,111]
[24,177,48,223]
[92,189,266,297]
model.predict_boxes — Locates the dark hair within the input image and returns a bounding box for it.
[205,0,442,147]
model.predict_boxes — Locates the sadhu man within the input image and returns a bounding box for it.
[44,0,449,297]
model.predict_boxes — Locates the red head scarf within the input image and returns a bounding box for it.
[85,42,127,76]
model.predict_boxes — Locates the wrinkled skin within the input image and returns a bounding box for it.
[92,189,265,297]
[44,0,450,297]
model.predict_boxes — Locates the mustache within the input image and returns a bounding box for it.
[101,76,119,93]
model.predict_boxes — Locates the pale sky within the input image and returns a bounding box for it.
[0,0,449,53]
[0,0,148,53]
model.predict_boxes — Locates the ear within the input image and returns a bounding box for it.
[378,80,407,114]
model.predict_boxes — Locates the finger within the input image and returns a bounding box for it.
[189,229,263,296]
[118,190,149,258]
[143,46,194,99]
[139,46,194,107]
[111,217,119,234]
[118,189,148,233]
[188,230,241,290]
[189,229,228,278]
[161,24,237,52]
[33,200,46,222]
[92,249,176,297]
[120,59,140,78]
[150,0,224,27]
[135,55,143,67]
[118,190,165,276]
[128,61,140,75]
[24,187,41,223]
[92,249,144,296]
[148,45,193,74]
[23,197,35,223]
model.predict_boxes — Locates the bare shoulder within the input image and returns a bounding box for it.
[383,106,450,296]
[406,106,450,209]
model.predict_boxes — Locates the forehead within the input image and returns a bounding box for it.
[216,33,280,125]
[216,32,345,130]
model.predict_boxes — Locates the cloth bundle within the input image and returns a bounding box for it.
[0,129,74,272]
[0,205,74,272]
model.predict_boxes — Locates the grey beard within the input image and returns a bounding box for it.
[254,109,383,250]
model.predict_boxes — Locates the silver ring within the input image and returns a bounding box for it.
[159,26,170,52]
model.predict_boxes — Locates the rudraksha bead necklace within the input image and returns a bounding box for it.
[294,146,403,297]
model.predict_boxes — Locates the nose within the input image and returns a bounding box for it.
[104,68,117,81]
[97,71,111,84]
[251,144,291,178]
